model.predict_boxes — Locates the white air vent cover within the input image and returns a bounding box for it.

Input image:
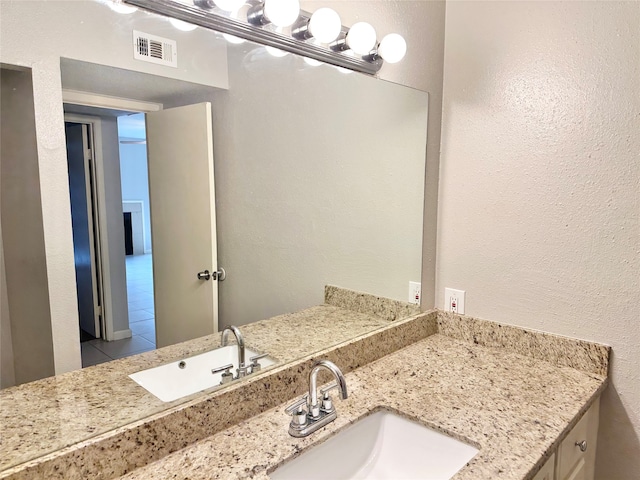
[133,30,177,68]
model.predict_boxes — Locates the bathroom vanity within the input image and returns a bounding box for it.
[110,328,606,480]
[0,290,608,480]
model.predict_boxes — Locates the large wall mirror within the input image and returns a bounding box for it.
[0,0,427,468]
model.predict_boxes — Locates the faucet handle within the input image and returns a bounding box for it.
[285,395,309,429]
[320,381,339,396]
[249,353,269,372]
[211,364,234,385]
[284,395,308,415]
[320,381,339,413]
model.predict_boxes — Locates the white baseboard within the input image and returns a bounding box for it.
[113,329,132,341]
[144,249,152,254]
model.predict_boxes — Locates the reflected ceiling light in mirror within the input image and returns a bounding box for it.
[223,33,245,44]
[301,38,322,66]
[108,1,137,14]
[304,57,322,67]
[335,66,353,74]
[221,3,248,43]
[265,46,288,57]
[345,22,377,55]
[170,18,198,31]
[377,33,407,64]
[265,27,288,56]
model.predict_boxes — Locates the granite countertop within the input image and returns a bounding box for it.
[0,302,394,471]
[116,334,607,480]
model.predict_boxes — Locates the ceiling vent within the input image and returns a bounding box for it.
[133,30,178,68]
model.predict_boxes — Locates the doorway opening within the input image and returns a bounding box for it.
[64,109,157,368]
[118,113,156,354]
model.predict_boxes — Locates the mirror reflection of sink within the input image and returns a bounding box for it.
[128,346,275,402]
[271,410,479,480]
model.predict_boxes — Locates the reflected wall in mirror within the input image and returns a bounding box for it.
[0,0,427,389]
[216,40,427,328]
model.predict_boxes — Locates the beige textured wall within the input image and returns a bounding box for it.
[438,2,640,477]
[0,68,56,385]
[301,1,447,308]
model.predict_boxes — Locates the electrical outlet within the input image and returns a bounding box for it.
[444,288,465,314]
[408,281,421,305]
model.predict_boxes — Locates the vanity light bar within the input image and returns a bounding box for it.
[122,0,384,75]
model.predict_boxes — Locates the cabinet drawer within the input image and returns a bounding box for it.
[557,408,589,479]
[557,397,599,480]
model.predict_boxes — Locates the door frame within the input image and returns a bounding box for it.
[64,114,110,340]
[63,93,163,342]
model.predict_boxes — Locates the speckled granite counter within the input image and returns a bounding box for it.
[0,297,404,473]
[115,333,608,480]
[1,291,609,480]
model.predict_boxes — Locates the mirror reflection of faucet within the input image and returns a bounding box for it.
[211,326,269,385]
[221,325,247,377]
[284,359,348,437]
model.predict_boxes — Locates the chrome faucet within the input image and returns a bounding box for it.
[285,360,348,437]
[212,325,271,385]
[221,325,248,378]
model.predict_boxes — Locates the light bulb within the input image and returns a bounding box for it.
[264,0,300,28]
[303,57,322,67]
[346,22,376,55]
[223,33,245,44]
[108,1,137,14]
[308,8,341,44]
[170,18,197,31]
[377,33,406,63]
[265,46,288,57]
[213,0,245,11]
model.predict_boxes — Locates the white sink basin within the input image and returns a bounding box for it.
[129,346,275,402]
[271,410,479,480]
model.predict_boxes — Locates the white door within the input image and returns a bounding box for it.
[145,103,219,348]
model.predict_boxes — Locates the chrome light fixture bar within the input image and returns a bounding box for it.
[123,0,383,75]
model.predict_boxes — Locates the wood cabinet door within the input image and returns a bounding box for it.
[557,397,600,480]
[532,453,555,480]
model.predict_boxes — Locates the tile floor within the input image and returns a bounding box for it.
[81,254,156,368]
